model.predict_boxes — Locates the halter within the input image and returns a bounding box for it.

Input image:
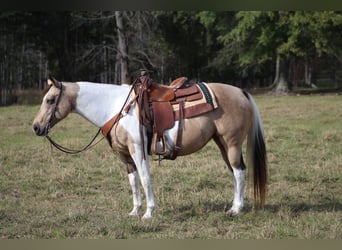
[45,80,103,154]
[45,80,63,132]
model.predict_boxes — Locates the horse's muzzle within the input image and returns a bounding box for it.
[32,123,49,136]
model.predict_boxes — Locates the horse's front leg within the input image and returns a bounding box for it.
[128,171,142,216]
[119,153,142,216]
[130,144,155,219]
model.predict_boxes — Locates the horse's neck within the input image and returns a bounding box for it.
[74,82,130,127]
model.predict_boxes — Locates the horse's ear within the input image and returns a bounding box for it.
[47,78,53,86]
[48,76,62,89]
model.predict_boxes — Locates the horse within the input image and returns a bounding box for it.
[32,77,267,219]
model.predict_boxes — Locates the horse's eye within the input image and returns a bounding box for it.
[46,97,55,105]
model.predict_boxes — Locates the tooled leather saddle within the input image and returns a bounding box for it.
[135,75,217,160]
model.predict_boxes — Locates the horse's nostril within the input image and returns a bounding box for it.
[33,124,40,134]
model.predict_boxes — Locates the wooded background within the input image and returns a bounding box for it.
[1,11,341,105]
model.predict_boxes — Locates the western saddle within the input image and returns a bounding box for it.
[134,75,216,160]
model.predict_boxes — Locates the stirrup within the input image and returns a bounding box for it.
[151,134,169,155]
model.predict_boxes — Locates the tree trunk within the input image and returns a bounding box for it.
[331,56,338,88]
[115,11,131,84]
[114,51,120,84]
[103,40,108,83]
[273,54,280,86]
[304,55,317,88]
[17,43,24,90]
[39,50,42,89]
[273,54,289,94]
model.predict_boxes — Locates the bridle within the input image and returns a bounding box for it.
[44,80,104,154]
[45,81,63,134]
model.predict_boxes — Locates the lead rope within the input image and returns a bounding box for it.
[45,128,104,154]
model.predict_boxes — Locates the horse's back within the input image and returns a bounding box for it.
[208,82,248,104]
[207,82,252,114]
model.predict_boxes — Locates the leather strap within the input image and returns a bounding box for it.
[101,113,123,137]
[101,85,136,138]
[168,99,184,160]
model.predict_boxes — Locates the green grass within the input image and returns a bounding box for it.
[0,95,341,239]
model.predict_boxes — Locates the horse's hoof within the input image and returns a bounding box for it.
[128,211,139,217]
[226,209,240,217]
[128,206,141,217]
[141,214,153,220]
[141,206,154,220]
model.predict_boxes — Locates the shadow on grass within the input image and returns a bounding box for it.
[160,201,226,221]
[265,198,342,216]
[162,197,342,221]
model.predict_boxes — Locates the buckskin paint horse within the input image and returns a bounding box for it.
[32,77,267,219]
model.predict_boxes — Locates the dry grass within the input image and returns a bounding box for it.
[0,95,341,239]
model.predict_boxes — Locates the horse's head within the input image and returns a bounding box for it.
[32,77,73,136]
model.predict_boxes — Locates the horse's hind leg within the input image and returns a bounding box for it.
[214,137,245,216]
[228,146,246,216]
[119,153,142,216]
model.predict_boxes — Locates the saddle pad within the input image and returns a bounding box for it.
[172,82,218,120]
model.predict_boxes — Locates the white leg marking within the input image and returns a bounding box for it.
[139,158,155,219]
[228,168,245,216]
[131,145,155,219]
[128,171,142,216]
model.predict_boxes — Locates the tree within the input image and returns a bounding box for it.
[218,11,342,93]
[218,11,289,92]
[285,11,342,87]
[72,11,160,84]
[196,11,236,82]
[115,11,130,84]
[0,12,51,104]
[1,11,341,105]
[153,11,211,82]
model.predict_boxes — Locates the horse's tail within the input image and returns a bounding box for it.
[245,92,268,208]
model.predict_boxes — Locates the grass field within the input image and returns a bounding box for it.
[0,94,341,239]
